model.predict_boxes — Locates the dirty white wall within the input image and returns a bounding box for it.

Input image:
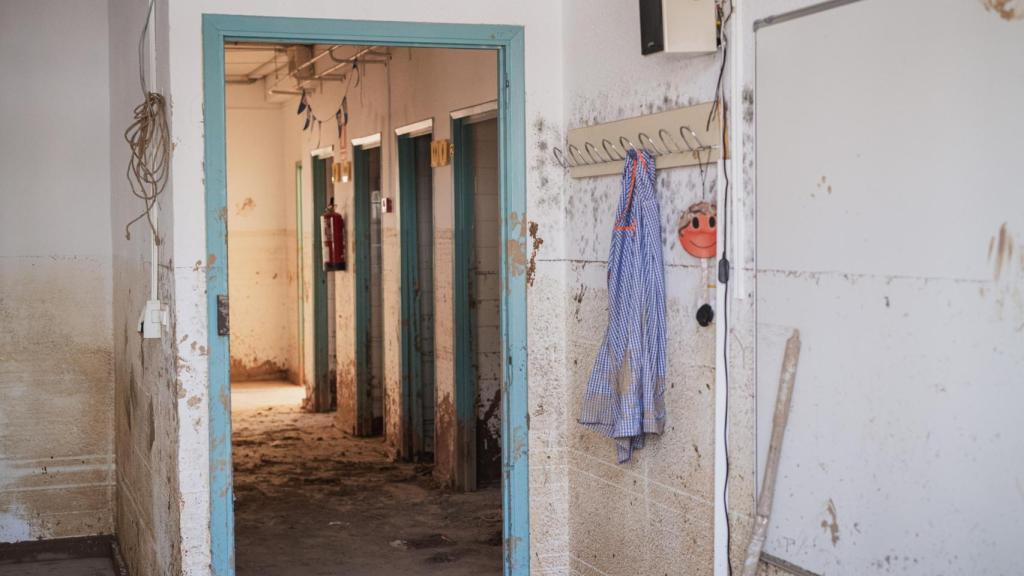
[226,83,299,382]
[0,0,115,543]
[108,0,190,574]
[81,1,1022,574]
[560,1,734,573]
[753,1,1024,574]
[153,3,568,575]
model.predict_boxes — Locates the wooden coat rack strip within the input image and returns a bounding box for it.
[554,102,723,178]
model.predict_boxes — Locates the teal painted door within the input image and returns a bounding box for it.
[398,133,436,461]
[311,157,333,413]
[354,145,383,436]
[453,115,502,489]
[452,117,477,490]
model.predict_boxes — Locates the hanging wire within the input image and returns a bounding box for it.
[124,0,170,243]
[709,2,736,574]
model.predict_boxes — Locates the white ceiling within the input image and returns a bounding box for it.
[224,46,285,81]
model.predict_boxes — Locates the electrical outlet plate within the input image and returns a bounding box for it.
[138,299,168,339]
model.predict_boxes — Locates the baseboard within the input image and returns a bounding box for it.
[0,534,106,562]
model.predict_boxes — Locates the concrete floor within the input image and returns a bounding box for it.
[0,558,115,576]
[232,380,502,576]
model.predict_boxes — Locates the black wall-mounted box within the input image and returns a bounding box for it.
[639,0,665,55]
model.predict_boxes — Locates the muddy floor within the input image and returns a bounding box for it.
[231,381,502,576]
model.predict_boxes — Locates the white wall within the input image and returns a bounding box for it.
[108,0,187,574]
[561,0,729,573]
[754,1,1024,573]
[65,1,1021,575]
[226,83,299,382]
[0,0,114,543]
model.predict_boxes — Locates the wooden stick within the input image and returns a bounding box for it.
[742,329,802,576]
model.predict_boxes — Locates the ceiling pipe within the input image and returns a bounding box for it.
[298,46,382,89]
[266,44,353,95]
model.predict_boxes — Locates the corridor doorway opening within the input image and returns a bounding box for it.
[398,127,437,461]
[206,16,528,576]
[353,141,385,437]
[452,106,502,490]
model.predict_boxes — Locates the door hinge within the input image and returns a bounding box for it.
[217,294,230,336]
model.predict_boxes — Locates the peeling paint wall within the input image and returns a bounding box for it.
[108,0,197,573]
[561,1,728,573]
[0,0,115,543]
[226,83,299,383]
[752,1,1024,574]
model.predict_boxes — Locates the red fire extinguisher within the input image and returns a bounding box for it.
[321,197,346,272]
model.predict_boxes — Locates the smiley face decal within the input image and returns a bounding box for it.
[678,201,717,259]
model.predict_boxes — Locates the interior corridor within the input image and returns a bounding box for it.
[6,2,1023,576]
[231,381,502,575]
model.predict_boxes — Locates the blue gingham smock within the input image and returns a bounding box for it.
[579,149,667,464]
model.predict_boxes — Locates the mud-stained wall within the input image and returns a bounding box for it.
[108,0,195,574]
[561,0,734,573]
[226,83,299,383]
[0,0,115,543]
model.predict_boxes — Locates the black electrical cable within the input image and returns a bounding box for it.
[708,2,735,574]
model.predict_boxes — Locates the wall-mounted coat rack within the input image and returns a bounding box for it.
[553,102,722,178]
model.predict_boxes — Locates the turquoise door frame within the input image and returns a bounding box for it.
[451,116,478,490]
[202,15,528,576]
[311,156,332,413]
[352,144,374,436]
[294,162,306,400]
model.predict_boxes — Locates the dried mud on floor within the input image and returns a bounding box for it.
[231,383,502,576]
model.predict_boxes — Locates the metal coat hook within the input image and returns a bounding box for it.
[619,136,637,153]
[638,132,662,155]
[679,125,704,152]
[552,147,567,168]
[568,144,587,167]
[584,141,605,164]
[602,138,625,161]
[659,128,681,153]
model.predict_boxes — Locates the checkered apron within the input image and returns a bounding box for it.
[579,149,666,463]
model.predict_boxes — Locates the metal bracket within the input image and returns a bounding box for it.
[217,294,230,336]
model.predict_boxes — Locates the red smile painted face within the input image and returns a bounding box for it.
[678,202,717,259]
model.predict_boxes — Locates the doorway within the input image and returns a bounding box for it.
[311,153,335,413]
[452,106,502,490]
[354,142,385,436]
[204,16,528,576]
[398,128,436,461]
